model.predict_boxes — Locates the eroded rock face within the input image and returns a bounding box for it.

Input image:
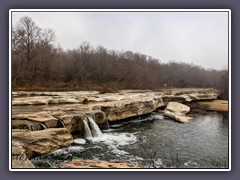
[163,102,191,123]
[52,114,84,133]
[59,160,140,168]
[12,128,73,159]
[13,112,59,128]
[12,120,47,131]
[101,99,157,121]
[12,140,35,168]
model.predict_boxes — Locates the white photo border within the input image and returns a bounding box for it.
[9,9,231,171]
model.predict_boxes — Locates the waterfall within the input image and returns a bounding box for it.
[26,124,34,130]
[59,120,66,128]
[40,123,47,129]
[87,116,103,137]
[82,115,103,139]
[83,118,93,139]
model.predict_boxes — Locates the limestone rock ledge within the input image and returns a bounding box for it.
[101,98,159,121]
[59,160,141,168]
[163,102,191,123]
[12,128,73,159]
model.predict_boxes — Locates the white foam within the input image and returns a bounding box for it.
[52,149,63,154]
[67,146,85,152]
[110,148,129,155]
[184,161,198,167]
[88,132,137,147]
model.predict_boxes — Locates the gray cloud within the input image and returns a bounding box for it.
[12,11,229,70]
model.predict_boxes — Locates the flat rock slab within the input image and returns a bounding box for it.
[164,102,191,123]
[12,96,81,106]
[59,160,140,168]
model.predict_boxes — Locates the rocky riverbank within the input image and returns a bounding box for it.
[11,88,225,168]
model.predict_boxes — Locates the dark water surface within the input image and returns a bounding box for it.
[31,112,229,169]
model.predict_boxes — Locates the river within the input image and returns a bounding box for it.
[30,111,229,169]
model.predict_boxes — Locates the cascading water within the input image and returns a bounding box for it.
[26,124,33,130]
[83,118,93,139]
[39,123,47,129]
[87,116,103,137]
[26,123,47,130]
[59,120,66,128]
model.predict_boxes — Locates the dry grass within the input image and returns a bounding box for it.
[13,82,119,93]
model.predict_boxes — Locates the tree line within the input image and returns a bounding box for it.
[11,16,228,98]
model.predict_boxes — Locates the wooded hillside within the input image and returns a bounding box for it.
[11,16,228,98]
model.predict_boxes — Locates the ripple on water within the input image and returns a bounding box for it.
[31,112,228,169]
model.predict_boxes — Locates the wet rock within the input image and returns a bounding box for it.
[59,160,140,168]
[12,128,73,159]
[164,102,191,123]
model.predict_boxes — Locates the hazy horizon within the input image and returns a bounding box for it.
[11,10,229,70]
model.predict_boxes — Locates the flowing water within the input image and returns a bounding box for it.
[30,112,229,169]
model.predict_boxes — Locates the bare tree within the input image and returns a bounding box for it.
[12,16,227,92]
[12,16,42,85]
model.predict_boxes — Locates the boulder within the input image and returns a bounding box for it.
[163,102,191,123]
[12,128,73,158]
[59,160,140,168]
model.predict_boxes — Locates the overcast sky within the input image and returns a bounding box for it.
[12,11,229,70]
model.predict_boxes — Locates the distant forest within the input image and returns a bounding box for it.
[11,16,228,98]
